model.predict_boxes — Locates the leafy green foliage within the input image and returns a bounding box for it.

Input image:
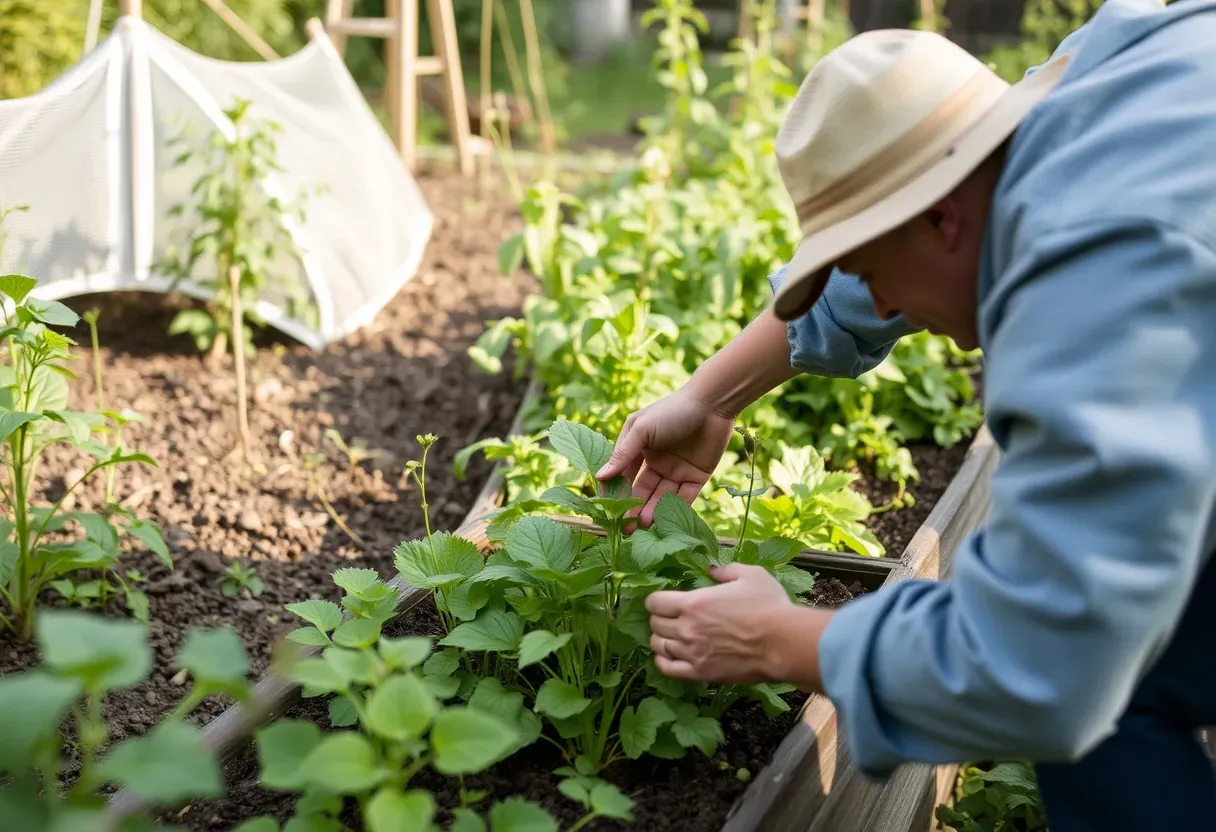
[0,609,248,824]
[981,0,1104,83]
[263,568,627,831]
[0,275,168,637]
[396,420,805,779]
[936,762,1048,832]
[465,0,984,539]
[159,97,319,358]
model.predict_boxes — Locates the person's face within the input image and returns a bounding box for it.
[835,175,997,351]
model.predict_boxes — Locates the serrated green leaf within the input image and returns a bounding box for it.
[653,493,718,552]
[590,782,634,821]
[36,610,150,693]
[516,630,572,668]
[297,732,388,794]
[178,627,248,686]
[332,617,382,649]
[284,599,342,633]
[0,671,83,772]
[671,712,723,757]
[125,519,172,568]
[451,807,487,832]
[256,720,323,790]
[22,297,79,327]
[285,627,330,647]
[331,567,383,596]
[439,609,523,653]
[546,420,613,476]
[505,516,576,572]
[488,796,558,832]
[288,657,349,694]
[96,720,222,803]
[619,697,676,758]
[328,695,358,727]
[365,673,437,742]
[367,788,435,832]
[378,636,432,671]
[534,679,591,720]
[431,707,519,775]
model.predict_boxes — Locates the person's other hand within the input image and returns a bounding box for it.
[595,386,736,527]
[645,563,829,687]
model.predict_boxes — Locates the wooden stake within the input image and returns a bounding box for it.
[229,264,251,463]
[119,0,142,16]
[200,0,281,61]
[428,0,474,176]
[518,0,555,156]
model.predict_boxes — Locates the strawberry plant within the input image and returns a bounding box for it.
[0,275,169,637]
[0,609,249,827]
[396,421,808,777]
[266,567,633,831]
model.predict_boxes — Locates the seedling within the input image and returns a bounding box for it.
[219,561,264,599]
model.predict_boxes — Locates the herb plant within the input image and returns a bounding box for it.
[935,761,1049,832]
[0,275,169,637]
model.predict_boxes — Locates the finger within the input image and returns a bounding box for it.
[632,467,663,505]
[597,415,642,480]
[652,633,693,661]
[639,477,681,527]
[649,614,683,639]
[654,654,700,681]
[644,590,687,618]
[677,481,703,505]
[708,562,754,583]
[623,455,643,487]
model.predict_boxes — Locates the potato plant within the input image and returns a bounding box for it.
[0,275,169,637]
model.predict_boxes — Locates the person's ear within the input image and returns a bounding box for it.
[923,195,963,253]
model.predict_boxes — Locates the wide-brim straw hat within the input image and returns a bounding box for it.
[770,28,1071,322]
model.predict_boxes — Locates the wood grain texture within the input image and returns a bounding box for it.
[724,425,1001,832]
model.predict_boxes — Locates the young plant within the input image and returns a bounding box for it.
[0,609,248,827]
[0,275,170,637]
[219,560,264,599]
[267,570,632,831]
[935,761,1048,832]
[397,420,808,777]
[159,97,318,462]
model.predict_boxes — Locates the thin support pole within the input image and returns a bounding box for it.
[518,0,555,155]
[428,0,474,176]
[85,0,105,53]
[200,0,281,61]
[120,0,142,16]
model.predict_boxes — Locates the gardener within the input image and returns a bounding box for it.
[594,1,1216,829]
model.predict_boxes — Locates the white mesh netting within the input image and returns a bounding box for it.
[0,17,433,349]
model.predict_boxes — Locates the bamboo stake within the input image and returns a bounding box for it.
[493,1,534,125]
[518,0,555,155]
[85,0,105,52]
[479,0,494,195]
[199,0,281,61]
[229,265,251,463]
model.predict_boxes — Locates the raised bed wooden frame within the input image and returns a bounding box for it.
[103,379,1000,832]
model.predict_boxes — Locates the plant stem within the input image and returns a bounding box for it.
[229,264,251,463]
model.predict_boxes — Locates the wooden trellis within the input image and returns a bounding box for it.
[324,0,475,176]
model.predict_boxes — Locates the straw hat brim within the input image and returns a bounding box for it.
[771,53,1071,323]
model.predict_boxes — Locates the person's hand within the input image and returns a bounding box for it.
[595,386,736,527]
[645,563,830,687]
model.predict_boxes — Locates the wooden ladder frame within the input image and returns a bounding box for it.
[324,0,474,176]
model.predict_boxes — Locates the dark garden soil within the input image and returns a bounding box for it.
[0,164,537,748]
[0,161,973,830]
[860,440,973,558]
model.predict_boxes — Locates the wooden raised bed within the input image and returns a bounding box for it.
[102,379,999,832]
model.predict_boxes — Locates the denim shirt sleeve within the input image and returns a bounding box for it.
[816,218,1216,775]
[768,265,922,379]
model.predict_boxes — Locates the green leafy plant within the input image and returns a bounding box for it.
[220,560,264,599]
[159,97,319,462]
[466,0,984,543]
[0,275,169,637]
[397,420,807,777]
[0,609,249,827]
[936,761,1049,832]
[262,568,632,832]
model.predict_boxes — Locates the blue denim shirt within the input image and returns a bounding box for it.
[771,0,1216,775]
